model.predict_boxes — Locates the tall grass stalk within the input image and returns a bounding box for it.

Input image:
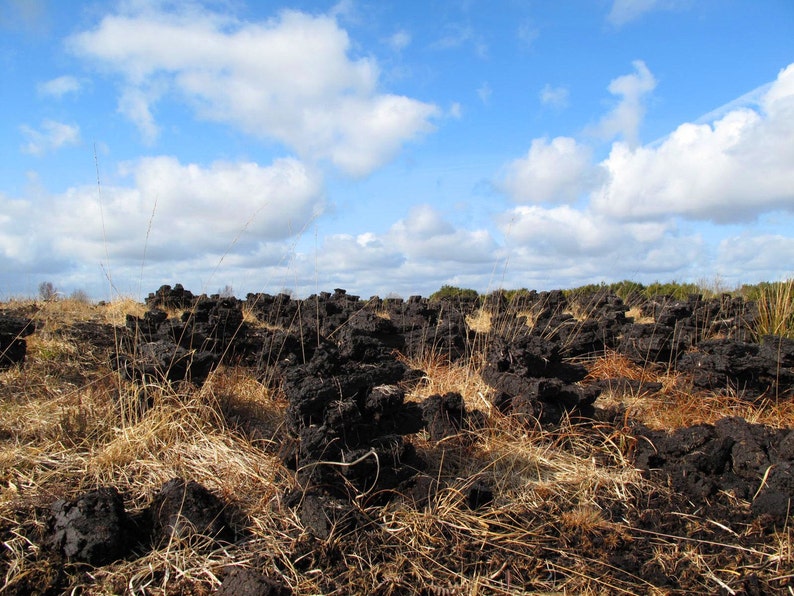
[754,278,794,339]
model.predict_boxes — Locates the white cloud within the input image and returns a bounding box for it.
[762,63,794,115]
[31,156,325,270]
[306,204,499,295]
[0,156,326,296]
[37,75,81,98]
[281,205,503,298]
[593,60,656,146]
[498,137,598,204]
[539,84,569,109]
[315,233,405,272]
[19,120,80,155]
[131,156,324,239]
[607,0,683,27]
[717,234,794,282]
[502,205,617,256]
[432,23,473,50]
[68,6,439,176]
[0,193,36,266]
[118,87,160,144]
[330,0,356,21]
[497,204,702,285]
[593,63,794,223]
[388,204,498,264]
[693,82,770,125]
[607,0,660,25]
[489,62,794,292]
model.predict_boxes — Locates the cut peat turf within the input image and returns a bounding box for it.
[0,287,792,594]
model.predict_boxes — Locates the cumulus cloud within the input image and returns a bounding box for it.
[19,119,80,155]
[497,204,702,285]
[118,87,160,144]
[498,137,598,204]
[281,205,502,298]
[593,63,794,223]
[67,5,439,176]
[131,156,324,240]
[0,193,36,266]
[490,62,794,290]
[388,205,498,264]
[502,205,619,256]
[37,75,81,98]
[316,233,405,272]
[594,60,656,146]
[1,157,323,279]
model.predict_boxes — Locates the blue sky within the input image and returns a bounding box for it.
[1,0,793,300]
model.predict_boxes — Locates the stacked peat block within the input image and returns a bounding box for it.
[0,312,34,368]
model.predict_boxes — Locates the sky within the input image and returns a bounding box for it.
[1,0,793,300]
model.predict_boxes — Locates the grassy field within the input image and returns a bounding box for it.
[1,286,792,595]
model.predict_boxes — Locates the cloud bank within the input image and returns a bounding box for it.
[68,5,439,176]
[1,156,325,294]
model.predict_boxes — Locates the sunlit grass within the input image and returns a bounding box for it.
[754,278,794,339]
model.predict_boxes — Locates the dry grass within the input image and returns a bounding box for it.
[755,278,794,339]
[240,302,285,330]
[625,306,654,324]
[401,350,492,413]
[99,297,149,326]
[464,308,492,334]
[0,298,791,594]
[585,350,794,430]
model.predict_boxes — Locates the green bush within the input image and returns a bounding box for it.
[564,282,608,302]
[429,285,479,302]
[643,281,703,301]
[609,280,646,304]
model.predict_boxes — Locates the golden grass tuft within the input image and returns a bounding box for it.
[754,278,794,339]
[464,307,492,334]
[241,302,284,330]
[99,296,148,326]
[400,349,493,416]
[625,305,654,324]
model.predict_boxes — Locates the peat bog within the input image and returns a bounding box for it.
[0,284,792,594]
